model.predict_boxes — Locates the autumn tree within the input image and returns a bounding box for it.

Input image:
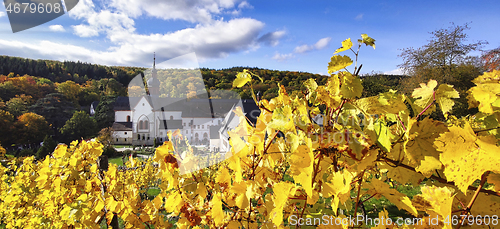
[59,111,98,143]
[56,80,82,106]
[17,112,50,146]
[6,94,33,117]
[482,47,500,71]
[36,135,57,160]
[96,127,114,148]
[398,23,487,117]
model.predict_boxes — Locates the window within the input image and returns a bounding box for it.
[124,138,127,142]
[116,138,119,142]
[144,120,148,129]
[186,130,188,134]
[202,125,204,129]
[139,121,143,129]
[183,122,186,126]
[197,125,200,129]
[170,116,173,120]
[137,134,140,140]
[127,115,130,122]
[124,132,127,135]
[142,135,145,140]
[147,134,150,140]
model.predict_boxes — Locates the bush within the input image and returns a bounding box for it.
[102,146,117,158]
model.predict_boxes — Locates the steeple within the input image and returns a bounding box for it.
[147,52,160,97]
[152,52,157,79]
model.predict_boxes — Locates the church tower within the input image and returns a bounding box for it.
[147,53,161,97]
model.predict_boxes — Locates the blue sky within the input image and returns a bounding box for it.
[0,0,499,75]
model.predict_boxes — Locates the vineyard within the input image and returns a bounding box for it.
[1,34,500,228]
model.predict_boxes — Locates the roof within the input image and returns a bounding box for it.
[158,120,183,130]
[112,122,133,131]
[210,125,221,139]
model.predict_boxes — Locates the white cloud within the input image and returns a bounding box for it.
[355,13,363,21]
[384,68,404,75]
[0,18,265,66]
[238,1,253,9]
[49,25,65,32]
[257,30,286,46]
[107,0,247,23]
[294,37,331,53]
[294,44,312,53]
[272,52,294,62]
[314,37,331,50]
[0,12,5,18]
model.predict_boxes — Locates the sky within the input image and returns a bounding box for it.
[0,0,499,76]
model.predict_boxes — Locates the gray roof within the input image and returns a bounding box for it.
[158,120,183,130]
[112,122,133,131]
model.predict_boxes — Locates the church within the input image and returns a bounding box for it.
[111,55,260,152]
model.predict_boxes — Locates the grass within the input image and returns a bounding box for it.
[108,157,124,166]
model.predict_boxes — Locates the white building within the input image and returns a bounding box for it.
[111,56,260,150]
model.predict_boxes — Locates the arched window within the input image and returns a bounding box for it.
[144,120,148,129]
[139,121,143,129]
[127,115,130,122]
[137,134,140,140]
[170,115,173,120]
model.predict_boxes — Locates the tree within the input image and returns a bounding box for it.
[17,112,50,146]
[482,47,500,71]
[56,80,81,106]
[6,94,32,117]
[94,96,116,130]
[398,23,487,77]
[36,135,57,160]
[0,110,15,146]
[96,127,114,148]
[398,23,487,118]
[29,93,76,139]
[60,111,98,142]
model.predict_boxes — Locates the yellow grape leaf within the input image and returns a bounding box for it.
[418,186,455,219]
[406,118,448,167]
[487,172,500,192]
[412,79,437,110]
[328,55,353,74]
[289,145,314,197]
[373,120,393,153]
[415,156,442,178]
[270,182,296,226]
[435,122,500,193]
[326,74,341,96]
[366,179,418,216]
[386,166,424,187]
[435,84,459,115]
[233,70,252,88]
[378,89,407,114]
[231,181,250,210]
[453,190,500,216]
[360,34,375,49]
[334,38,353,54]
[339,72,363,99]
[322,170,353,213]
[267,106,295,132]
[371,209,391,229]
[215,166,231,185]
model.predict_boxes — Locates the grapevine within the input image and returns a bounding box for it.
[0,35,499,229]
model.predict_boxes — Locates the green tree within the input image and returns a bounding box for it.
[6,94,32,117]
[0,110,15,146]
[36,135,57,160]
[94,96,116,130]
[29,93,76,140]
[60,111,98,142]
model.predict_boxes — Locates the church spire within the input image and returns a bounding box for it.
[152,52,157,79]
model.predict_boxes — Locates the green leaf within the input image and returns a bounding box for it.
[328,55,353,74]
[435,84,460,115]
[334,38,353,54]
